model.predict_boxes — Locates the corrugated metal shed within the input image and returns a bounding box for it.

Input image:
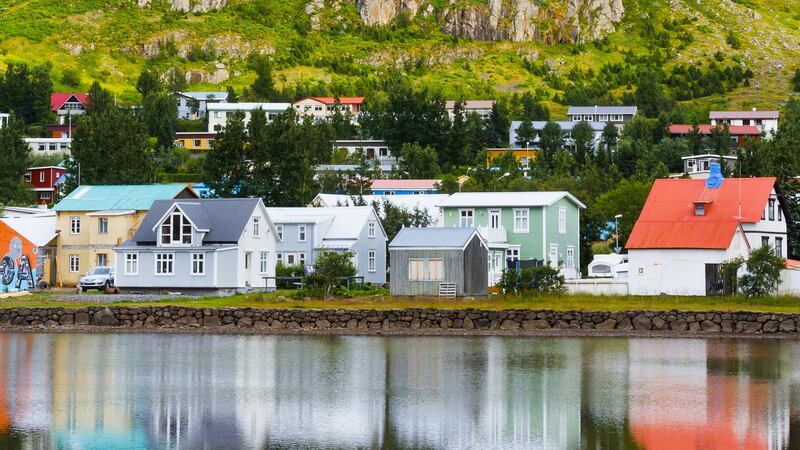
[53,185,197,211]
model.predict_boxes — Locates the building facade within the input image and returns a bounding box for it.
[25,137,71,156]
[207,103,292,132]
[334,140,396,167]
[668,124,761,149]
[24,166,67,205]
[174,132,216,153]
[709,109,779,136]
[51,93,87,125]
[293,97,364,122]
[0,216,57,291]
[174,91,228,120]
[370,179,440,196]
[445,100,495,120]
[566,106,637,129]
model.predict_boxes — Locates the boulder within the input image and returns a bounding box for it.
[90,308,120,326]
[616,317,633,331]
[670,319,688,331]
[74,312,90,325]
[595,318,616,330]
[700,320,721,332]
[632,314,652,330]
[522,319,550,330]
[779,319,796,332]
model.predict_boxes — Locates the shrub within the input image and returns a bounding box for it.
[726,31,741,49]
[61,69,81,88]
[738,246,785,297]
[497,266,566,295]
[792,69,800,92]
[304,252,357,298]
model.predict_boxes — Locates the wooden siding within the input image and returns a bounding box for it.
[462,236,488,296]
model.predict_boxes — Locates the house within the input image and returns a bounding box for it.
[389,227,488,297]
[679,154,737,179]
[485,148,538,170]
[370,179,440,195]
[710,109,779,136]
[334,140,397,167]
[509,121,605,150]
[45,124,74,139]
[668,124,761,149]
[293,97,364,122]
[1,206,54,218]
[311,193,450,226]
[0,214,57,291]
[24,166,68,205]
[52,184,198,286]
[0,113,8,128]
[51,93,88,125]
[315,164,395,177]
[626,167,786,296]
[207,103,292,132]
[445,100,495,120]
[174,132,216,153]
[567,106,637,129]
[438,192,585,285]
[25,137,71,155]
[174,91,228,120]
[266,206,387,284]
[114,198,277,295]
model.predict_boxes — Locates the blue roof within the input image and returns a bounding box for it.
[52,185,196,211]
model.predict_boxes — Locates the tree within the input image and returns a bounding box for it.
[520,92,550,120]
[345,150,381,196]
[397,143,440,179]
[166,68,187,93]
[588,179,653,250]
[305,251,357,298]
[202,112,248,197]
[634,77,672,118]
[496,266,565,295]
[251,57,277,101]
[738,245,785,297]
[85,81,114,114]
[379,201,433,244]
[793,69,800,92]
[571,121,595,165]
[0,62,53,125]
[136,69,162,98]
[329,108,357,140]
[514,119,537,148]
[485,102,510,147]
[142,91,178,153]
[538,122,564,169]
[0,114,32,206]
[597,122,618,168]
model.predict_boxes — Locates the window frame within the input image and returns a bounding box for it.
[566,246,575,268]
[558,207,567,234]
[154,252,175,276]
[776,237,784,258]
[191,252,205,276]
[368,250,376,272]
[98,217,108,235]
[298,225,307,242]
[124,253,138,276]
[252,217,260,238]
[513,208,529,233]
[70,216,81,235]
[259,251,269,274]
[368,221,376,238]
[69,254,80,273]
[769,198,775,221]
[458,209,475,228]
[276,225,283,241]
[97,253,107,267]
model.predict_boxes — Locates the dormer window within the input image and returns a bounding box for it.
[161,210,192,245]
[694,203,705,216]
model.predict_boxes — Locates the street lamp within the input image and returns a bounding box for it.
[459,167,473,192]
[614,214,623,254]
[494,172,510,192]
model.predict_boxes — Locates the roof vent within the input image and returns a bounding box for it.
[706,162,724,189]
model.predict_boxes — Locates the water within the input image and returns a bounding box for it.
[0,333,796,449]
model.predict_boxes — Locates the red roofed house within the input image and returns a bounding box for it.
[370,179,440,196]
[668,124,761,149]
[710,108,779,136]
[626,166,786,296]
[292,97,364,122]
[24,166,68,205]
[51,93,88,125]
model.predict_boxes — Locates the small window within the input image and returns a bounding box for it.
[762,236,770,247]
[409,259,425,281]
[776,237,784,258]
[769,199,775,221]
[299,253,306,265]
[40,192,51,200]
[97,253,107,267]
[558,207,567,234]
[298,225,306,242]
[155,253,174,275]
[39,171,45,182]
[368,250,376,272]
[252,217,260,237]
[98,218,108,234]
[69,255,80,273]
[428,259,444,281]
[70,216,81,234]
[695,204,705,216]
[24,173,31,182]
[276,253,283,264]
[514,209,529,233]
[459,209,474,228]
[286,254,295,265]
[368,221,376,238]
[192,253,205,275]
[124,253,138,275]
[506,247,520,261]
[778,204,783,221]
[193,139,201,147]
[245,252,251,270]
[566,247,575,268]
[260,251,269,274]
[276,225,283,241]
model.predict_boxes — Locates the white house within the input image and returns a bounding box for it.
[310,193,450,226]
[207,102,292,132]
[292,97,364,122]
[175,91,228,120]
[445,100,495,120]
[114,198,278,296]
[627,168,786,296]
[0,113,8,129]
[679,154,737,179]
[334,139,397,167]
[710,109,779,137]
[24,137,71,156]
[566,106,637,129]
[509,121,605,150]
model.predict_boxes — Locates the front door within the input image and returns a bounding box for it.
[705,263,724,296]
[489,209,501,229]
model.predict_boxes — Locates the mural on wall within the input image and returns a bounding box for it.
[0,237,36,292]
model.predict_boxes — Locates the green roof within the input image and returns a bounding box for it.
[52,185,195,211]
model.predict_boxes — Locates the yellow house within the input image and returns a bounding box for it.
[174,132,216,153]
[52,184,198,286]
[485,148,538,168]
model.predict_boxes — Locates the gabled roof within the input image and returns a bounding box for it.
[176,91,228,101]
[626,177,777,250]
[567,105,638,115]
[438,192,586,209]
[133,198,262,244]
[295,97,365,105]
[53,185,197,211]
[266,206,383,241]
[0,216,57,247]
[51,93,87,111]
[390,227,484,250]
[207,102,292,112]
[311,193,449,221]
[371,179,440,190]
[445,100,496,110]
[668,124,761,135]
[709,110,779,120]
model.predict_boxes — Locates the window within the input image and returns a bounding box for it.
[513,209,529,233]
[409,259,444,281]
[97,253,107,267]
[24,172,31,182]
[70,216,81,234]
[39,171,45,182]
[506,247,520,261]
[599,114,608,121]
[155,253,174,275]
[98,217,108,234]
[566,247,575,268]
[769,199,775,221]
[762,236,770,248]
[260,251,269,274]
[277,253,283,264]
[193,139,201,147]
[69,255,80,273]
[368,221,376,238]
[252,217,260,237]
[558,207,567,234]
[489,209,501,229]
[286,254,296,265]
[124,253,138,275]
[459,209,474,228]
[299,253,306,265]
[160,210,192,245]
[379,148,389,157]
[245,252,252,270]
[776,237,784,258]
[276,225,283,241]
[192,253,205,275]
[695,204,705,216]
[38,144,46,151]
[583,115,593,121]
[368,250,376,272]
[40,192,51,200]
[611,114,623,122]
[298,225,306,242]
[428,259,444,281]
[779,204,783,221]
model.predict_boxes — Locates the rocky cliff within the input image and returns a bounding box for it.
[354,0,624,42]
[137,0,227,12]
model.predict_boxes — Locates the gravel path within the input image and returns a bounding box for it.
[55,294,197,303]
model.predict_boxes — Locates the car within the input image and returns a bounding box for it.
[79,266,115,291]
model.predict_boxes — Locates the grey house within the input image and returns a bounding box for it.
[175,91,228,120]
[266,206,387,284]
[566,105,637,130]
[114,198,278,296]
[389,227,488,297]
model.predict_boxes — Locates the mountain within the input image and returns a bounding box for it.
[0,0,797,111]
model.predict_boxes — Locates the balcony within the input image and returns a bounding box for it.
[477,226,507,244]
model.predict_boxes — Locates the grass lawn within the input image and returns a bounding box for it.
[3,290,800,314]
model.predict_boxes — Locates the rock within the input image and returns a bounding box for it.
[670,319,688,331]
[652,317,667,330]
[595,318,616,330]
[316,319,331,329]
[522,319,550,330]
[90,308,120,326]
[203,316,221,327]
[75,312,90,325]
[632,315,652,330]
[735,321,762,333]
[440,318,453,329]
[463,316,474,329]
[763,320,778,333]
[59,314,75,325]
[144,316,157,328]
[500,319,520,330]
[721,319,733,332]
[254,321,270,330]
[44,320,59,327]
[688,322,701,332]
[346,319,358,329]
[779,319,795,332]
[139,0,228,12]
[700,320,721,332]
[616,317,633,331]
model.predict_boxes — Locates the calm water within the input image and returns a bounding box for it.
[0,333,797,449]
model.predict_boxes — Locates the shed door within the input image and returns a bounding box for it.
[705,263,724,296]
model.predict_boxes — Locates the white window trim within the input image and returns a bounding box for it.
[368,221,376,238]
[368,249,376,272]
[558,207,567,234]
[98,217,108,234]
[252,217,260,238]
[124,252,139,276]
[154,252,175,276]
[69,254,80,273]
[513,208,529,233]
[191,252,205,276]
[298,225,307,242]
[70,216,81,235]
[566,246,575,268]
[459,209,475,228]
[259,251,269,274]
[276,225,283,242]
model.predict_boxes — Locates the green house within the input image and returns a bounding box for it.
[438,192,586,284]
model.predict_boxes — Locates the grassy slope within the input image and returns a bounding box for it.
[0,0,797,108]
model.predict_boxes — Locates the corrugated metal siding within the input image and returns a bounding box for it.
[390,249,464,296]
[462,236,488,296]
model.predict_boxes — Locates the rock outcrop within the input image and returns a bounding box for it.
[137,0,227,13]
[352,0,624,42]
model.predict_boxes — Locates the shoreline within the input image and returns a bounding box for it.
[0,306,799,339]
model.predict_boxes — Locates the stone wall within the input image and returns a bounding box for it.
[0,307,798,336]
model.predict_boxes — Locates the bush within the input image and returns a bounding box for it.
[792,69,800,92]
[726,31,741,49]
[738,246,785,297]
[61,69,81,88]
[497,266,566,295]
[303,252,357,298]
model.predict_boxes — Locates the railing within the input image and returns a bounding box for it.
[477,226,507,243]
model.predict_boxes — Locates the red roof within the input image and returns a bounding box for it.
[50,93,88,111]
[668,124,761,135]
[371,179,440,190]
[626,177,776,250]
[300,97,364,105]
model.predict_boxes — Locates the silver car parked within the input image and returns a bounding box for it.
[79,266,115,291]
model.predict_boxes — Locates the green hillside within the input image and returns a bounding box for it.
[0,0,798,111]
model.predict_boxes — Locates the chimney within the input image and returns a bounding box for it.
[706,163,724,189]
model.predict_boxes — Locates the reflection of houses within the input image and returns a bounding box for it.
[627,173,786,296]
[370,179,439,195]
[174,131,216,153]
[24,166,67,205]
[710,109,779,136]
[509,121,605,149]
[668,124,761,148]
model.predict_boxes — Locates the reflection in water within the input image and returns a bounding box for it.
[0,333,794,449]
